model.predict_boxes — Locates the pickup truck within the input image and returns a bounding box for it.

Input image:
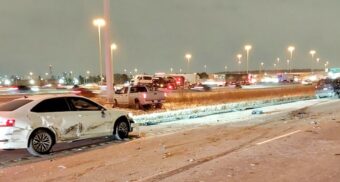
[113,85,166,109]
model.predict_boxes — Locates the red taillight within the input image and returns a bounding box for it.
[168,85,173,89]
[0,119,15,127]
[143,93,147,99]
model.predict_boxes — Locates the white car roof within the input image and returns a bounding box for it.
[14,94,81,101]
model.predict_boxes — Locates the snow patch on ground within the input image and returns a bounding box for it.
[132,96,314,125]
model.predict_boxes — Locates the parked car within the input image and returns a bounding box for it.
[315,78,340,98]
[130,75,153,86]
[152,76,177,90]
[113,85,166,109]
[72,85,95,97]
[0,95,134,155]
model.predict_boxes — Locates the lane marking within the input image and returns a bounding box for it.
[256,130,301,145]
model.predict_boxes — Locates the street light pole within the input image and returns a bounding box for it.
[185,53,192,74]
[287,46,295,73]
[260,62,264,74]
[309,50,316,74]
[287,59,290,73]
[244,45,252,74]
[93,18,105,85]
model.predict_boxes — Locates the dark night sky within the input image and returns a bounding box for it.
[0,0,339,76]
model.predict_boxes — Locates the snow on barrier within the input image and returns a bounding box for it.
[132,96,314,126]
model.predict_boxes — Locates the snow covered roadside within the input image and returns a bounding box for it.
[132,95,315,125]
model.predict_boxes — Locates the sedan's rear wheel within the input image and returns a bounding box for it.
[27,129,53,156]
[114,120,129,140]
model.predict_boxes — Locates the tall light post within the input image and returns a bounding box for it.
[288,46,295,61]
[224,65,228,73]
[260,62,264,74]
[93,18,106,85]
[324,61,329,71]
[287,46,295,73]
[110,43,117,83]
[185,53,192,74]
[244,45,252,74]
[309,50,316,74]
[86,70,90,83]
[170,67,173,73]
[238,60,242,74]
[274,63,277,74]
[276,57,280,72]
[179,68,182,73]
[287,59,291,73]
[237,54,242,74]
[204,65,207,72]
[316,58,320,72]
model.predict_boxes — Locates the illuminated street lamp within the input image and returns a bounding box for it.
[316,58,320,72]
[274,63,277,74]
[276,57,280,72]
[324,61,329,71]
[179,68,182,73]
[185,53,192,74]
[244,45,252,74]
[224,65,228,73]
[86,70,90,83]
[238,60,242,74]
[93,18,106,85]
[309,50,316,73]
[287,59,291,73]
[110,43,117,83]
[204,65,207,72]
[287,46,295,60]
[260,62,264,74]
[170,67,173,73]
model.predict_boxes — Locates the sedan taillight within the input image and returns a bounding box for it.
[0,119,15,127]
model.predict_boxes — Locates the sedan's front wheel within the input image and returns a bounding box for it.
[27,129,53,156]
[114,120,129,140]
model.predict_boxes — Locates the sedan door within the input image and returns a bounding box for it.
[67,97,113,138]
[29,97,81,141]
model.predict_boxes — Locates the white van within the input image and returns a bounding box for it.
[130,75,153,86]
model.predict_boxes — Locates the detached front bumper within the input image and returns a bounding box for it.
[0,127,28,150]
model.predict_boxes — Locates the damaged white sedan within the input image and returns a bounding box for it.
[0,95,134,155]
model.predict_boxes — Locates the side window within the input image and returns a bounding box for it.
[68,97,102,111]
[130,87,138,93]
[31,98,70,113]
[137,86,147,92]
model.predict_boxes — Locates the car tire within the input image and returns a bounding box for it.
[114,120,129,140]
[27,129,54,156]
